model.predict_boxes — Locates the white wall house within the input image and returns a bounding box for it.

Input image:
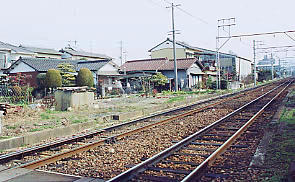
[19,45,62,59]
[0,41,35,69]
[60,47,113,61]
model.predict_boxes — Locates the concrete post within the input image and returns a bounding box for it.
[0,111,4,135]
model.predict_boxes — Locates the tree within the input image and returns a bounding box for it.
[36,73,46,89]
[45,69,62,88]
[57,63,76,87]
[258,70,277,82]
[150,73,168,86]
[76,68,94,87]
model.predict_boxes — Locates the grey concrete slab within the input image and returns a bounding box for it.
[3,170,80,182]
[0,165,8,172]
[0,168,32,182]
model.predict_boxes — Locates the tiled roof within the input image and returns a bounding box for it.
[120,58,203,72]
[0,41,34,54]
[149,38,239,58]
[61,48,112,59]
[10,58,111,72]
[19,46,62,55]
[76,60,110,71]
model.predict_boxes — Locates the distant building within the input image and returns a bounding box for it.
[19,45,62,59]
[149,38,252,81]
[257,55,280,73]
[120,58,213,89]
[60,47,112,61]
[0,41,35,69]
[7,57,120,87]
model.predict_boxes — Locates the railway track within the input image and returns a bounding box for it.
[108,79,293,182]
[26,79,289,180]
[0,79,288,180]
[0,81,276,170]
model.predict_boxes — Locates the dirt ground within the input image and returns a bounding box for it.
[1,92,218,139]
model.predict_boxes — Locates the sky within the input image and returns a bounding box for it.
[1,0,295,65]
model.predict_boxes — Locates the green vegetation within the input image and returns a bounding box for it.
[45,69,62,88]
[280,109,295,124]
[29,128,42,132]
[6,126,17,130]
[76,68,94,87]
[150,73,168,86]
[57,63,76,87]
[165,96,185,103]
[162,90,214,96]
[36,73,46,89]
[0,136,12,140]
[40,113,51,120]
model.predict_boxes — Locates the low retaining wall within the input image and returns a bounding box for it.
[0,121,96,150]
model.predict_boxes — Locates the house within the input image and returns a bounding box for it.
[60,47,113,61]
[7,57,120,87]
[120,58,210,89]
[19,45,62,59]
[0,41,35,69]
[149,38,252,81]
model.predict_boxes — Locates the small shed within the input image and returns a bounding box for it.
[55,87,95,111]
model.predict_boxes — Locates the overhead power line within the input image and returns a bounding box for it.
[218,30,295,39]
[160,0,208,24]
[256,45,295,50]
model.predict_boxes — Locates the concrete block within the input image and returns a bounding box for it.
[0,136,24,150]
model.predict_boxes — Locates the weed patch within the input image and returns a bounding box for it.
[280,109,295,124]
[165,96,185,103]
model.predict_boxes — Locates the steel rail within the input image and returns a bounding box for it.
[107,80,290,182]
[182,79,293,182]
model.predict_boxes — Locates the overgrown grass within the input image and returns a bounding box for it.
[0,136,12,140]
[162,90,215,96]
[280,109,295,124]
[40,113,51,120]
[29,128,43,132]
[71,118,88,124]
[6,126,17,130]
[45,109,63,114]
[165,96,185,103]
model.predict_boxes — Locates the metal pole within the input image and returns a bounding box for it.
[279,59,281,78]
[216,28,219,89]
[253,40,257,86]
[120,41,123,66]
[271,53,274,80]
[172,3,178,91]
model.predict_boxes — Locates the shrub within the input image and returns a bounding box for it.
[12,86,22,96]
[45,69,62,88]
[76,68,94,87]
[57,63,76,87]
[36,73,46,89]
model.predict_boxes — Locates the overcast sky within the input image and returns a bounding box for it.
[1,0,295,65]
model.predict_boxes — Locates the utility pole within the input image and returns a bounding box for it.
[253,40,257,86]
[253,40,264,86]
[216,18,236,89]
[167,3,180,92]
[120,41,123,66]
[271,53,274,80]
